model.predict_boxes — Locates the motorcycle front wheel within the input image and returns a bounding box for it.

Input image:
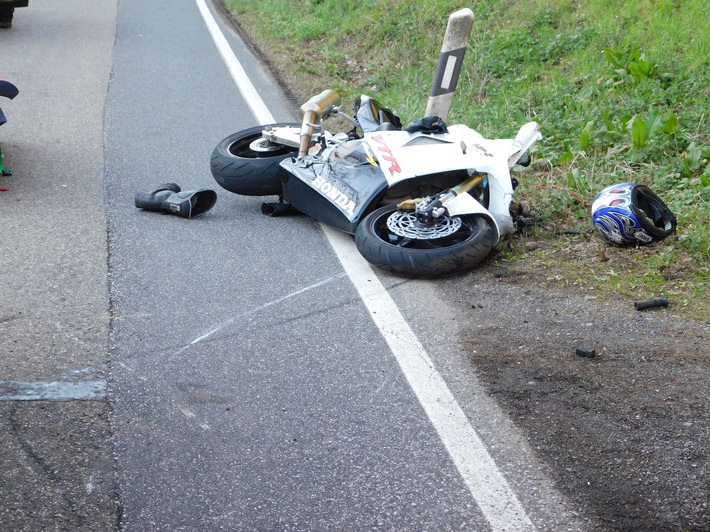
[355,204,496,278]
[210,122,300,196]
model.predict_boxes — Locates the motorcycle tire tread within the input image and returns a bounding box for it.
[355,205,496,278]
[210,122,300,196]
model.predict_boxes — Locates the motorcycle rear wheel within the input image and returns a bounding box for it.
[210,123,299,196]
[355,204,496,278]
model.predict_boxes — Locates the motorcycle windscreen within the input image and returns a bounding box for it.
[281,140,389,234]
[354,95,401,133]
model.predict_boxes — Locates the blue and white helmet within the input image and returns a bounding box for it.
[591,183,676,245]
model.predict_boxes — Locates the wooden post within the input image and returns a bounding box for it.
[425,8,474,121]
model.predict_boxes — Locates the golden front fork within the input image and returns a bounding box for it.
[397,173,485,211]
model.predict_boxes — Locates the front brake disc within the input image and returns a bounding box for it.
[386,210,462,240]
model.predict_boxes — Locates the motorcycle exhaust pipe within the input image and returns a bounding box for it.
[298,89,341,158]
[135,183,217,218]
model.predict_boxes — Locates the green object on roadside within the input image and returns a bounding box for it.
[0,142,10,176]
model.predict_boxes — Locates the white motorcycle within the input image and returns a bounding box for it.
[211,89,541,277]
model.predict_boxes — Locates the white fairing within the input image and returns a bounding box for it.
[364,124,538,185]
[509,122,543,167]
[445,192,503,244]
[365,123,540,239]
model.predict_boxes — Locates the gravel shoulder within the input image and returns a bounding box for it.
[440,243,709,531]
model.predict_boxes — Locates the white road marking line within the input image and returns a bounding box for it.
[323,228,534,531]
[195,0,276,124]
[0,379,106,401]
[197,2,535,529]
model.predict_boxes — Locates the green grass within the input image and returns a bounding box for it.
[224,0,709,321]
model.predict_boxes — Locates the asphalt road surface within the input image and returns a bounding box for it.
[2,1,705,531]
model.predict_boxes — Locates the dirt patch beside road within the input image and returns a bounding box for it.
[445,249,708,531]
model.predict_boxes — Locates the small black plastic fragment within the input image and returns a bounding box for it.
[634,298,669,311]
[575,347,596,358]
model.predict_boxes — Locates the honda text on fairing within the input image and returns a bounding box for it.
[211,89,541,278]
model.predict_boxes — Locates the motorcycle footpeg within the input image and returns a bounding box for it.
[261,202,301,217]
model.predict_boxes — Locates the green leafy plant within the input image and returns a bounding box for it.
[604,45,659,84]
[682,142,710,180]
